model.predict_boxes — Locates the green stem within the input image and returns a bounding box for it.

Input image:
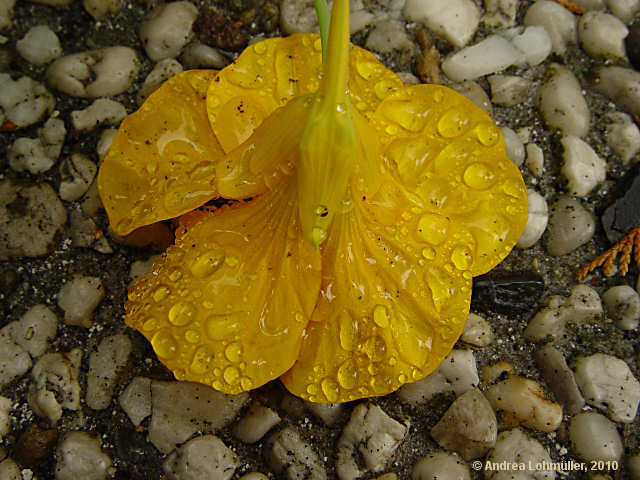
[313,0,330,60]
[319,0,350,106]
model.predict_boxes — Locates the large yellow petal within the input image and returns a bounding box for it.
[98,70,223,236]
[206,33,403,155]
[281,84,527,403]
[125,178,321,394]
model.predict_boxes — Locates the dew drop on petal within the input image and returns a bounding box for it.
[373,304,389,328]
[337,359,358,390]
[417,214,450,245]
[151,330,178,359]
[168,302,195,326]
[321,377,340,402]
[463,162,495,190]
[190,346,212,374]
[451,245,473,271]
[142,317,158,332]
[475,122,500,146]
[241,377,253,390]
[437,109,469,138]
[253,42,267,54]
[184,329,201,343]
[190,246,225,278]
[152,286,170,302]
[206,313,243,340]
[339,310,359,351]
[225,342,243,363]
[224,366,240,384]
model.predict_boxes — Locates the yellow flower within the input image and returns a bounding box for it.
[98,8,527,402]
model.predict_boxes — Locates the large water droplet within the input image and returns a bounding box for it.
[152,285,170,302]
[373,304,390,328]
[190,246,225,278]
[224,366,240,384]
[142,317,158,332]
[184,329,201,343]
[253,42,267,54]
[206,313,243,340]
[168,302,195,326]
[475,122,500,146]
[362,336,386,362]
[463,162,495,190]
[451,245,473,271]
[437,109,469,138]
[502,179,525,199]
[338,310,359,351]
[321,377,339,402]
[151,330,178,359]
[225,342,243,363]
[417,214,450,245]
[190,346,212,374]
[356,60,379,80]
[337,359,358,390]
[240,377,253,390]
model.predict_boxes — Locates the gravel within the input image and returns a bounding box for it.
[2,0,640,479]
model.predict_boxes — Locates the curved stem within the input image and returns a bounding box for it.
[313,0,330,59]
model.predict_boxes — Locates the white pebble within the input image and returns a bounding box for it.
[365,19,415,58]
[59,154,98,201]
[181,42,228,69]
[442,35,524,82]
[119,377,152,426]
[561,135,607,197]
[501,126,525,166]
[579,11,628,58]
[0,330,31,388]
[545,196,595,256]
[461,312,494,347]
[534,345,586,415]
[524,300,568,342]
[524,0,577,54]
[488,74,531,106]
[0,74,55,128]
[0,0,15,30]
[47,47,140,98]
[233,403,281,443]
[28,349,82,423]
[537,64,589,137]
[607,0,640,22]
[565,283,604,323]
[485,375,563,432]
[603,285,640,329]
[569,412,623,462]
[280,0,318,34]
[525,142,545,176]
[9,117,66,174]
[57,275,104,327]
[509,25,553,65]
[163,435,237,480]
[5,304,57,357]
[595,66,640,116]
[574,353,640,422]
[397,349,479,405]
[411,451,470,480]
[451,81,493,116]
[239,474,269,480]
[83,0,121,20]
[86,334,132,410]
[403,0,480,48]
[137,59,183,105]
[305,401,344,425]
[431,389,497,460]
[149,381,249,453]
[481,361,514,386]
[55,431,112,480]
[0,396,10,441]
[517,189,548,249]
[71,98,127,131]
[606,112,640,163]
[337,403,407,480]
[482,0,517,28]
[16,25,62,66]
[267,426,326,480]
[139,1,198,62]
[486,429,555,479]
[0,458,21,480]
[96,128,117,161]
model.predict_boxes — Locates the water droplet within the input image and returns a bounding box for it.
[502,179,525,199]
[142,317,158,332]
[475,122,500,146]
[356,101,367,111]
[362,336,386,362]
[240,377,253,390]
[338,310,359,351]
[213,379,223,390]
[168,268,183,282]
[168,302,195,326]
[389,356,397,366]
[190,246,225,277]
[385,124,399,135]
[463,271,472,280]
[190,346,212,374]
[370,376,390,394]
[398,373,408,383]
[152,285,170,302]
[145,159,158,174]
[373,304,389,328]
[307,383,318,395]
[356,60,379,80]
[337,359,358,389]
[422,247,436,260]
[151,330,178,358]
[253,42,267,54]
[417,214,450,245]
[321,377,339,402]
[437,109,469,138]
[224,366,240,384]
[225,342,243,363]
[451,245,473,271]
[225,255,239,267]
[463,162,495,190]
[190,163,216,181]
[294,312,304,323]
[374,80,394,100]
[433,89,444,103]
[184,329,201,343]
[206,313,243,340]
[313,38,322,51]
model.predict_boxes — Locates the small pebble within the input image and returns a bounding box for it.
[305,401,343,425]
[488,74,531,106]
[411,451,470,480]
[569,412,623,462]
[461,312,494,347]
[430,388,497,460]
[606,112,640,163]
[538,64,590,138]
[397,349,478,405]
[507,25,553,66]
[0,458,22,480]
[365,20,415,68]
[47,46,140,98]
[119,376,152,426]
[523,0,577,54]
[595,66,640,116]
[280,0,320,35]
[96,128,117,161]
[14,424,58,466]
[16,25,62,65]
[482,0,517,28]
[181,42,228,69]
[0,74,55,128]
[579,11,628,59]
[451,81,492,116]
[56,275,105,327]
[233,403,281,443]
[0,396,10,441]
[501,126,525,166]
[139,1,198,62]
[137,59,183,105]
[516,189,548,249]
[163,435,237,480]
[0,0,14,30]
[149,381,249,454]
[545,196,595,256]
[71,98,127,131]
[267,426,326,480]
[525,143,545,177]
[481,361,514,386]
[55,431,112,480]
[561,135,607,197]
[0,329,32,389]
[337,403,407,480]
[403,0,480,48]
[534,345,585,415]
[86,334,132,410]
[485,429,555,479]
[602,284,640,329]
[610,0,640,22]
[574,353,640,422]
[83,0,121,20]
[5,304,57,357]
[59,154,97,202]
[9,117,66,174]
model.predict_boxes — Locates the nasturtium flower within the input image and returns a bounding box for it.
[98,0,527,403]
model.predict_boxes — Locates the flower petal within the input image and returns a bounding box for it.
[125,178,321,394]
[206,33,403,154]
[98,70,223,236]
